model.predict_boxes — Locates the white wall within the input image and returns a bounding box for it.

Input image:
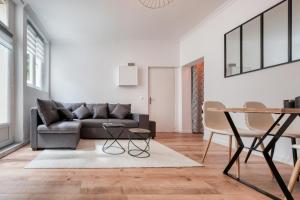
[180,0,300,165]
[50,40,179,114]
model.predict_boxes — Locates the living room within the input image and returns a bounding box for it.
[1,0,300,199]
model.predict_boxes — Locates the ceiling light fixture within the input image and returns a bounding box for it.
[139,0,174,9]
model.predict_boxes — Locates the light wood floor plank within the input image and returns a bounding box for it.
[0,133,299,200]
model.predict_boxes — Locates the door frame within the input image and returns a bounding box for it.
[181,57,204,133]
[147,66,177,132]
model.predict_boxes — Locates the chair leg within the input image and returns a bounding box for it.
[259,139,265,151]
[244,137,257,163]
[229,135,232,160]
[286,158,300,199]
[291,137,299,182]
[201,132,214,163]
[235,139,240,179]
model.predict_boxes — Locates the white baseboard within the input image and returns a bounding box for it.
[180,129,192,133]
[0,142,27,159]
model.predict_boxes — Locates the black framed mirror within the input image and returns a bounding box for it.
[242,16,261,72]
[224,0,298,78]
[263,0,289,68]
[292,0,300,61]
[225,27,241,76]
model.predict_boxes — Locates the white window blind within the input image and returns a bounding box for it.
[26,22,46,89]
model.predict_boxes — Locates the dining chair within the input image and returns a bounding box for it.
[244,102,300,167]
[201,101,264,178]
[285,144,300,200]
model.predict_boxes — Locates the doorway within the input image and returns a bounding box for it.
[182,58,204,134]
[148,67,175,132]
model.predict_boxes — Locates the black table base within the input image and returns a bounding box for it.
[128,133,151,158]
[224,112,297,200]
[102,126,125,155]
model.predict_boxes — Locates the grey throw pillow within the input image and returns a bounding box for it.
[63,102,85,111]
[108,104,131,118]
[52,100,64,108]
[57,107,74,121]
[51,100,74,121]
[93,105,108,119]
[72,105,91,119]
[86,103,107,115]
[36,99,60,126]
[110,104,130,119]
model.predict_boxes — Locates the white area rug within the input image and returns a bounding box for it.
[25,140,203,169]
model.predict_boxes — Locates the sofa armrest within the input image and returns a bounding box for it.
[30,107,40,150]
[132,113,149,129]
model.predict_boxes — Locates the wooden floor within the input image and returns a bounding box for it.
[0,133,299,200]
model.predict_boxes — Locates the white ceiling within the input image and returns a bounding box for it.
[24,0,227,43]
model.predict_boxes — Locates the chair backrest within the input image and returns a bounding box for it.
[202,101,231,130]
[244,101,274,131]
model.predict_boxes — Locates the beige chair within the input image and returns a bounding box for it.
[286,144,300,199]
[244,101,300,165]
[201,101,264,178]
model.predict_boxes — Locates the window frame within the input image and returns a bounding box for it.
[26,20,48,91]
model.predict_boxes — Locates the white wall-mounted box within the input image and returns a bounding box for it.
[116,65,138,86]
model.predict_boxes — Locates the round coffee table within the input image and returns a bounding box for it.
[128,128,151,158]
[102,122,125,155]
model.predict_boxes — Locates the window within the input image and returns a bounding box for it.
[26,22,46,90]
[0,0,7,26]
[0,11,13,148]
[0,44,10,124]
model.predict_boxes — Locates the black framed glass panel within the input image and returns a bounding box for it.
[292,0,300,61]
[225,28,241,76]
[263,1,289,68]
[242,16,261,72]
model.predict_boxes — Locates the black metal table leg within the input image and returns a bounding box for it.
[102,126,125,155]
[128,132,151,158]
[223,112,297,200]
[263,114,297,200]
[223,112,244,175]
[245,137,257,163]
[254,114,285,150]
[270,143,276,159]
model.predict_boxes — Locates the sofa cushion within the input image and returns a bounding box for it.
[38,121,82,134]
[36,99,60,126]
[63,102,85,112]
[108,104,131,118]
[80,119,109,128]
[108,119,138,128]
[110,104,130,119]
[73,105,91,119]
[93,105,108,119]
[86,103,106,113]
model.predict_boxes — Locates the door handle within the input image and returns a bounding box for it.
[149,97,152,104]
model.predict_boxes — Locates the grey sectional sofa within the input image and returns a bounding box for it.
[30,103,156,150]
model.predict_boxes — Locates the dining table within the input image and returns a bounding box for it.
[207,107,300,200]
